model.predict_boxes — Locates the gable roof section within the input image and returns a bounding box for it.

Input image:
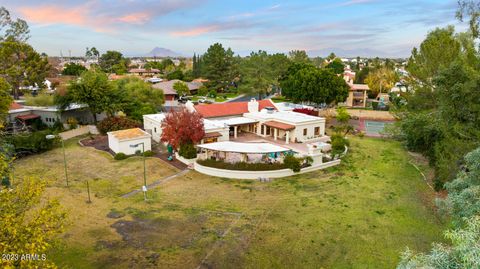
[108,128,151,141]
[194,99,276,118]
[9,102,23,110]
[152,79,202,95]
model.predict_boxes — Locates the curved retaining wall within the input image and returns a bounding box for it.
[194,159,341,179]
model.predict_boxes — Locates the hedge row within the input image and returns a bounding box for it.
[197,159,287,171]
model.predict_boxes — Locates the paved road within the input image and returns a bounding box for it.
[227,94,274,103]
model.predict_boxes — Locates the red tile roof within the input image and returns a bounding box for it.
[16,114,40,121]
[263,120,296,131]
[9,102,23,110]
[194,99,276,118]
[349,83,370,91]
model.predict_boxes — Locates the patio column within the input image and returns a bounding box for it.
[286,131,290,144]
[274,128,278,141]
[234,126,238,138]
[261,124,265,137]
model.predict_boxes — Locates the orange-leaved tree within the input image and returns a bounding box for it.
[160,108,205,150]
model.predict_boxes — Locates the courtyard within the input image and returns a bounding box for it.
[13,136,446,268]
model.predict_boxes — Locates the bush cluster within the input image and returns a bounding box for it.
[143,150,155,157]
[114,153,127,160]
[97,116,141,135]
[178,143,197,159]
[197,159,287,171]
[331,134,349,155]
[283,155,301,172]
[8,130,58,155]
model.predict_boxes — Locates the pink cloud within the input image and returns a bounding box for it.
[171,25,219,37]
[18,5,87,26]
[17,4,153,33]
[117,12,151,25]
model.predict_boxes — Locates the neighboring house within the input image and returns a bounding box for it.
[345,83,369,108]
[107,128,152,155]
[128,68,160,76]
[144,99,327,146]
[7,102,106,128]
[151,79,202,107]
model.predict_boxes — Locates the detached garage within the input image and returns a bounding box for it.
[107,128,152,155]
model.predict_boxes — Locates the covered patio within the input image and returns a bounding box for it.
[197,141,292,164]
[261,120,295,144]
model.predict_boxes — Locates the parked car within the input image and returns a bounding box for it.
[198,97,212,104]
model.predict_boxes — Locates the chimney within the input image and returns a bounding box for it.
[185,100,195,113]
[248,98,259,113]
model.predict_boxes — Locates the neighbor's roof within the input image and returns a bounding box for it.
[194,99,275,118]
[197,141,290,154]
[16,113,40,121]
[152,79,202,95]
[203,132,222,138]
[263,120,295,131]
[349,83,370,91]
[9,102,23,110]
[108,128,151,141]
[129,68,160,73]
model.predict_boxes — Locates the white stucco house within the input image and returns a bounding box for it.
[107,128,152,155]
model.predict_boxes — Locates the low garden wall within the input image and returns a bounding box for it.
[175,152,196,167]
[193,159,341,180]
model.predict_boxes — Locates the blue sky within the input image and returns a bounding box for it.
[2,0,464,57]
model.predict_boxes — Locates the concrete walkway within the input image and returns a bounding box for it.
[121,170,190,198]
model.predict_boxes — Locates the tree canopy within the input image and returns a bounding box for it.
[62,62,87,76]
[288,50,310,64]
[0,39,49,99]
[202,43,238,90]
[0,77,12,128]
[160,108,205,149]
[0,176,66,268]
[365,67,398,95]
[325,58,345,74]
[0,6,30,42]
[99,50,129,75]
[55,69,119,123]
[280,64,349,107]
[173,81,190,96]
[115,77,164,121]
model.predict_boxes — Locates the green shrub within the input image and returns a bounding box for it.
[143,150,155,157]
[67,117,78,129]
[197,159,286,171]
[284,155,301,172]
[179,143,197,159]
[208,90,217,98]
[8,130,58,154]
[114,153,127,160]
[24,93,55,106]
[52,120,65,132]
[97,116,141,135]
[331,134,349,155]
[198,85,208,96]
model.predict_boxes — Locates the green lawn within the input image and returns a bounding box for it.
[13,136,445,268]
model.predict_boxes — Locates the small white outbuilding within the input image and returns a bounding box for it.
[107,128,152,155]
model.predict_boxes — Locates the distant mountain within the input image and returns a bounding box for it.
[145,47,183,57]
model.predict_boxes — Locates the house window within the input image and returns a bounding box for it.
[314,127,320,136]
[154,127,157,133]
[303,128,307,136]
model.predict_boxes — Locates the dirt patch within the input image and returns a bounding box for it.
[111,214,211,249]
[80,135,114,156]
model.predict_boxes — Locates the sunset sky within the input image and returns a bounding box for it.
[2,0,464,57]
